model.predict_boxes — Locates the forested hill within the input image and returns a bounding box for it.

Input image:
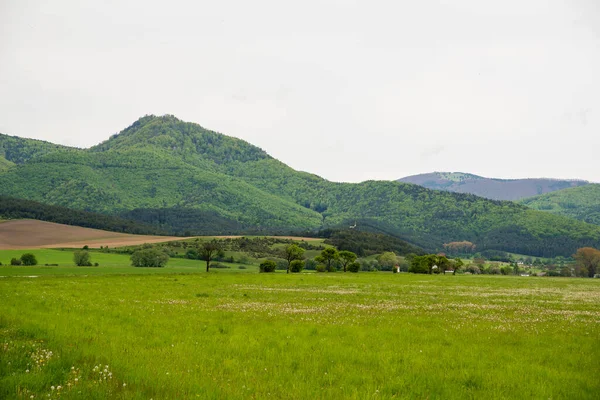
[0,133,73,164]
[520,184,600,226]
[0,195,164,235]
[1,115,600,257]
[398,172,589,201]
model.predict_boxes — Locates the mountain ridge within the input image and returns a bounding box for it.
[398,172,589,201]
[1,115,600,257]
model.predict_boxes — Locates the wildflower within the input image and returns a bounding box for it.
[26,369,29,373]
[50,386,55,391]
[123,383,127,387]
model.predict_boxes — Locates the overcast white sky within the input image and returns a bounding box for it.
[1,0,599,183]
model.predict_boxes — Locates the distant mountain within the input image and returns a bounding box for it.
[1,115,600,257]
[398,172,589,201]
[521,184,600,225]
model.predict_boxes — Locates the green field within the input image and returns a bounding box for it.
[0,249,258,276]
[1,268,598,399]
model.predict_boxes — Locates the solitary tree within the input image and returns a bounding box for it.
[283,244,305,274]
[74,250,92,266]
[315,248,339,272]
[20,253,37,266]
[131,248,169,267]
[290,259,304,273]
[200,240,222,272]
[377,252,397,271]
[339,250,357,272]
[259,260,277,273]
[574,247,600,277]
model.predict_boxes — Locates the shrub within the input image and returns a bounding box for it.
[304,259,318,270]
[238,265,247,269]
[74,250,92,266]
[11,258,22,266]
[20,253,37,266]
[211,263,230,269]
[94,263,99,267]
[290,259,304,273]
[347,261,360,273]
[259,260,277,273]
[316,264,326,273]
[131,248,169,268]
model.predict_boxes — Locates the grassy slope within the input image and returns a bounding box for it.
[1,115,600,256]
[0,272,598,399]
[521,184,600,225]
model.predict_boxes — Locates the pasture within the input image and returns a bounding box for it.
[1,271,598,399]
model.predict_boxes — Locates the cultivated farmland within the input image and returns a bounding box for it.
[0,220,186,250]
[1,271,598,399]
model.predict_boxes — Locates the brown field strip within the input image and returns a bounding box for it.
[0,220,187,249]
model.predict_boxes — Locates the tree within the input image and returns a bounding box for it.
[377,252,398,271]
[200,240,222,272]
[338,250,357,272]
[290,259,304,273]
[347,261,360,273]
[130,248,169,267]
[574,247,600,278]
[259,260,277,273]
[315,247,339,272]
[74,250,92,266]
[453,258,464,275]
[409,254,438,274]
[20,253,37,266]
[10,258,22,266]
[283,244,305,274]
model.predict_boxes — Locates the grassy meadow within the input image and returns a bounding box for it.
[0,249,258,276]
[1,268,598,399]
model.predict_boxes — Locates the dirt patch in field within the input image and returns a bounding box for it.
[0,220,187,249]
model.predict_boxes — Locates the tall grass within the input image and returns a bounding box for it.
[1,273,598,399]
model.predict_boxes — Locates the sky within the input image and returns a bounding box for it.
[1,0,599,183]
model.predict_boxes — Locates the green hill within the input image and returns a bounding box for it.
[399,172,588,201]
[0,133,73,164]
[1,115,600,257]
[521,184,600,225]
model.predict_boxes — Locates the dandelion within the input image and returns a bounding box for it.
[50,386,55,391]
[123,383,127,387]
[26,369,29,373]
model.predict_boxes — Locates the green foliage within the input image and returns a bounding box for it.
[347,261,360,273]
[0,133,70,164]
[338,250,357,272]
[259,260,277,273]
[0,195,164,235]
[377,252,398,270]
[2,115,600,257]
[315,248,339,272]
[322,229,424,257]
[521,184,600,225]
[10,257,21,266]
[289,259,304,273]
[409,254,438,274]
[130,248,169,268]
[20,253,37,266]
[74,250,92,266]
[283,244,305,273]
[200,240,223,272]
